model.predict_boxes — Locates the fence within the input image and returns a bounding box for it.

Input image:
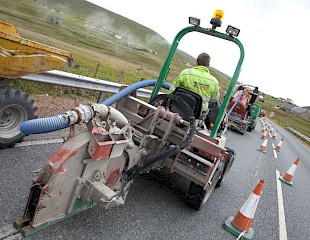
[285,127,310,143]
[20,70,155,99]
[20,71,310,144]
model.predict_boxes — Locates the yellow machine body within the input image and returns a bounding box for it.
[0,19,73,78]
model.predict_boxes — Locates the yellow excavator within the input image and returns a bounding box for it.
[0,19,73,148]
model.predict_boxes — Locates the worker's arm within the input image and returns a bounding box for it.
[210,89,219,103]
[210,77,220,103]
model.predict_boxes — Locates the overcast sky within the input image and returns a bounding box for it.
[87,0,310,107]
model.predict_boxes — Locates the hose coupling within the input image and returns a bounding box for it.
[71,104,94,124]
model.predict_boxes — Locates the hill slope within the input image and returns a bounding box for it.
[0,0,232,84]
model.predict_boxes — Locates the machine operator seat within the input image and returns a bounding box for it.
[170,87,222,131]
[170,87,202,121]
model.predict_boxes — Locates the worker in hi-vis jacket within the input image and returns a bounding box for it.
[169,52,220,120]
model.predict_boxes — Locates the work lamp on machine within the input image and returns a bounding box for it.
[226,25,240,37]
[189,17,200,27]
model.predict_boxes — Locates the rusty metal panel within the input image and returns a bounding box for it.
[110,132,128,158]
[30,132,91,228]
[88,133,114,161]
[172,159,211,186]
[191,134,226,158]
[87,126,129,161]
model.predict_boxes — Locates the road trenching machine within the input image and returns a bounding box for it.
[227,84,261,134]
[10,11,245,237]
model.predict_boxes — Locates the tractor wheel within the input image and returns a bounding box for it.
[0,86,37,149]
[216,147,235,188]
[186,171,220,210]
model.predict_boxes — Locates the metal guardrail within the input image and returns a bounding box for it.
[20,70,155,99]
[285,127,310,142]
[18,71,310,144]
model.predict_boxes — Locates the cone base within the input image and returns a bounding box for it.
[256,148,266,153]
[223,216,254,240]
[279,176,293,186]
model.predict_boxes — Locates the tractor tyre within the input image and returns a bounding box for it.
[186,171,220,210]
[216,147,235,188]
[0,86,37,149]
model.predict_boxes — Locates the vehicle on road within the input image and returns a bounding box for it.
[259,109,266,117]
[0,19,73,149]
[7,11,245,237]
[227,84,261,134]
[247,103,261,131]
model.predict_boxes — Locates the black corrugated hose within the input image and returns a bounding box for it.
[123,94,196,182]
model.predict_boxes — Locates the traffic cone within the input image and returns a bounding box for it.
[223,180,264,240]
[279,158,300,186]
[257,138,268,153]
[275,138,284,152]
[270,127,273,133]
[272,130,278,140]
[260,120,264,126]
[261,131,268,140]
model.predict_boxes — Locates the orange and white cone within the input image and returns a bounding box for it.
[275,138,284,152]
[272,130,278,140]
[261,131,268,140]
[279,158,300,186]
[257,138,268,153]
[223,180,264,240]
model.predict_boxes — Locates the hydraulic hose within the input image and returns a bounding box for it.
[227,91,244,117]
[20,114,70,134]
[20,80,171,135]
[102,80,171,106]
[123,94,196,183]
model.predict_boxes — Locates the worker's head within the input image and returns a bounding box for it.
[196,53,211,67]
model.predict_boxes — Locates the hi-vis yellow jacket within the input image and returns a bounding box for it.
[169,66,219,112]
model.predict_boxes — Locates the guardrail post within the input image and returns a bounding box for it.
[97,92,105,103]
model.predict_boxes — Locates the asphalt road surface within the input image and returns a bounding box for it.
[0,120,309,240]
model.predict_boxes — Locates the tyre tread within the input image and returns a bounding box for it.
[0,86,37,149]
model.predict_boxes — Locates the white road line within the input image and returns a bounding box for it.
[276,170,288,240]
[14,138,64,148]
[272,143,278,159]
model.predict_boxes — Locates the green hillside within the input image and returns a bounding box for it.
[0,0,195,81]
[257,97,310,144]
[0,0,232,84]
